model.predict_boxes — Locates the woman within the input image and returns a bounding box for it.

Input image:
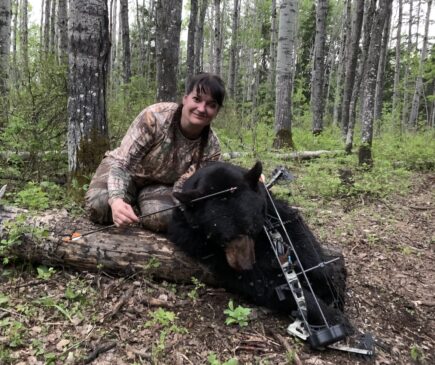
[85,73,225,232]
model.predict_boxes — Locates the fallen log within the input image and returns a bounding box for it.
[0,206,220,286]
[222,150,345,161]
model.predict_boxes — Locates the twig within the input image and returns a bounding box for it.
[273,333,303,365]
[82,341,116,364]
[101,286,134,322]
[409,205,434,210]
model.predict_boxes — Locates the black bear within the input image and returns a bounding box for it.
[168,161,351,336]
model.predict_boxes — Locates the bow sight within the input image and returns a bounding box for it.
[264,167,374,356]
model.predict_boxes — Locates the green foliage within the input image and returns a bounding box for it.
[0,318,25,347]
[224,300,251,327]
[0,293,9,307]
[36,265,56,280]
[187,276,206,301]
[409,343,426,363]
[207,352,239,365]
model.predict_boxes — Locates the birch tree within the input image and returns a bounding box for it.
[273,0,297,149]
[359,0,393,166]
[67,0,110,177]
[20,0,29,75]
[392,0,403,118]
[43,0,51,53]
[408,0,432,127]
[155,0,182,101]
[310,0,328,134]
[194,0,208,74]
[213,0,221,76]
[57,0,67,64]
[228,0,239,98]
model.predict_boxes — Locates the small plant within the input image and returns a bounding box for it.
[410,344,425,363]
[188,276,205,301]
[207,352,238,365]
[36,265,56,280]
[224,300,251,327]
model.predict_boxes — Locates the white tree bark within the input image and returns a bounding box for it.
[310,0,328,134]
[0,0,11,96]
[273,0,298,149]
[186,0,198,86]
[57,0,67,64]
[408,0,432,127]
[392,0,403,118]
[20,0,28,75]
[213,0,221,76]
[194,0,208,74]
[67,0,110,176]
[227,0,239,98]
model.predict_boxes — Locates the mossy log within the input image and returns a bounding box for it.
[0,206,220,286]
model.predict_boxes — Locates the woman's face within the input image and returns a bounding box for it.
[181,90,220,133]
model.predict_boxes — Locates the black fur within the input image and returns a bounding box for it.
[169,161,351,332]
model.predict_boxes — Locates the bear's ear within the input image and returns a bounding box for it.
[244,161,262,191]
[173,189,204,205]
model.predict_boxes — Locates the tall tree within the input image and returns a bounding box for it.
[49,0,56,53]
[310,0,328,134]
[57,0,68,64]
[227,0,239,98]
[359,0,393,166]
[273,0,298,149]
[408,0,432,127]
[67,0,110,177]
[0,0,11,126]
[135,0,146,77]
[401,0,414,128]
[213,0,221,75]
[120,0,131,84]
[186,0,198,87]
[194,0,208,74]
[340,0,364,139]
[374,2,392,132]
[268,0,277,92]
[155,0,182,101]
[392,0,403,118]
[20,0,28,75]
[43,0,51,53]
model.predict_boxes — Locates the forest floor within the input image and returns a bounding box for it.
[0,172,433,365]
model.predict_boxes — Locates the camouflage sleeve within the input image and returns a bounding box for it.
[172,131,221,193]
[107,107,161,202]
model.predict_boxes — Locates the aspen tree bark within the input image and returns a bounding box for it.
[228,0,239,99]
[120,0,131,84]
[213,0,221,75]
[67,0,110,178]
[57,0,67,64]
[408,0,432,128]
[310,0,328,135]
[268,0,277,92]
[401,0,413,128]
[109,0,117,90]
[135,0,146,77]
[345,0,375,153]
[49,0,56,53]
[359,0,393,166]
[43,0,50,53]
[373,3,392,132]
[186,0,198,87]
[273,0,297,149]
[194,0,208,74]
[11,0,16,84]
[0,0,11,95]
[340,0,364,138]
[145,0,155,85]
[392,0,402,119]
[0,0,11,127]
[332,0,351,127]
[20,0,28,75]
[155,0,182,101]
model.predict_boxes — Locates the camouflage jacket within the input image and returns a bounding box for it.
[106,102,221,202]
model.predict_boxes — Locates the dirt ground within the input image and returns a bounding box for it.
[0,173,433,365]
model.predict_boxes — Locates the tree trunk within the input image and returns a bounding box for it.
[186,0,198,88]
[374,1,392,133]
[194,0,207,75]
[310,0,328,135]
[11,0,17,84]
[273,0,297,149]
[227,0,239,99]
[145,0,155,86]
[108,0,117,93]
[340,0,364,138]
[0,0,11,127]
[120,0,131,84]
[43,0,50,53]
[135,0,146,77]
[213,0,221,76]
[267,0,277,93]
[359,0,392,166]
[0,207,219,285]
[20,0,28,75]
[57,0,67,64]
[408,0,432,128]
[391,0,402,120]
[67,0,110,178]
[401,0,413,128]
[49,0,56,53]
[155,0,182,101]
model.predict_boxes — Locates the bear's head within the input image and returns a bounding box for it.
[173,161,267,271]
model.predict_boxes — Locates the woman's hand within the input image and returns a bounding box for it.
[110,198,140,227]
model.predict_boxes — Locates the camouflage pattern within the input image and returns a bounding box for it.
[85,102,221,232]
